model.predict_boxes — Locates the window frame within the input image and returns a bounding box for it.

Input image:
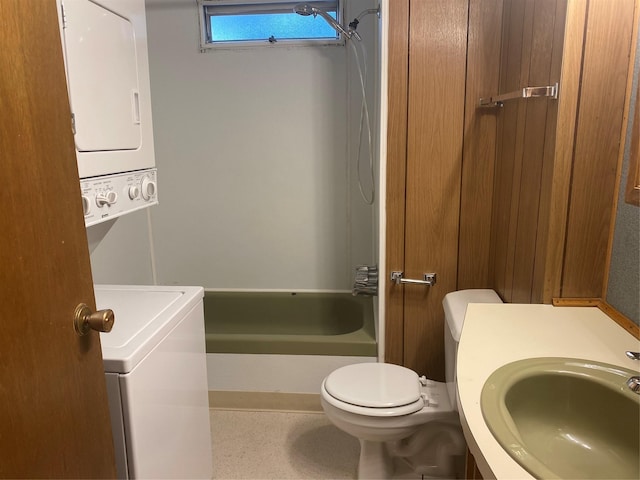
[197,0,345,50]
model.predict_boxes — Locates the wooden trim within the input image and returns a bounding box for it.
[384,0,409,366]
[597,301,639,339]
[552,297,601,307]
[553,298,640,339]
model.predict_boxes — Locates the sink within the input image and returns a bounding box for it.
[481,357,639,479]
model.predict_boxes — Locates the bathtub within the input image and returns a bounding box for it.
[203,291,377,393]
[204,291,377,356]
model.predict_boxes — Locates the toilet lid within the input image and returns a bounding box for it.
[324,363,421,408]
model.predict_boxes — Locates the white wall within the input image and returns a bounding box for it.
[89,210,155,284]
[146,0,378,290]
[90,0,379,292]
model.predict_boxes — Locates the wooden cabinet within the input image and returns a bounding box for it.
[464,450,484,480]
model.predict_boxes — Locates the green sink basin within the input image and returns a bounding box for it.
[481,358,640,479]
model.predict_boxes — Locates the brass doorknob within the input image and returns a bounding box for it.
[74,303,115,336]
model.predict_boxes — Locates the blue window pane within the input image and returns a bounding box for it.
[209,12,339,42]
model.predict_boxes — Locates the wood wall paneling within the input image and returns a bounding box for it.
[504,0,534,303]
[403,0,468,379]
[561,0,636,298]
[541,0,587,302]
[458,0,503,291]
[385,0,636,385]
[385,0,409,366]
[531,0,567,302]
[490,0,567,303]
[512,0,565,303]
[490,0,525,303]
[510,0,554,303]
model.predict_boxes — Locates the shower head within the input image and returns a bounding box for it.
[293,4,315,16]
[293,3,360,40]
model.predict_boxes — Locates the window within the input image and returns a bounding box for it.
[198,1,343,48]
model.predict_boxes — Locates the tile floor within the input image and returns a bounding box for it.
[210,409,360,479]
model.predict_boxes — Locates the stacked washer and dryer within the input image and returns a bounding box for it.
[56,1,212,478]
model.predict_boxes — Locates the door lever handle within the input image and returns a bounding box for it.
[390,271,437,286]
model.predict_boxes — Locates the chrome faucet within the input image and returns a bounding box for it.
[625,352,640,394]
[627,376,640,394]
[625,351,640,361]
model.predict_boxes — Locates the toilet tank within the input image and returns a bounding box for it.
[442,289,502,410]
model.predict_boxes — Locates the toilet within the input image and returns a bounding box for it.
[320,289,502,479]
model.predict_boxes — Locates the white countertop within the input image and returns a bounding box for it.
[456,303,640,479]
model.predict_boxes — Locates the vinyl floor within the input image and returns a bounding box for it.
[210,409,360,479]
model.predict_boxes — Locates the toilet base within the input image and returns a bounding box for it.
[358,440,394,479]
[388,422,466,479]
[354,422,466,480]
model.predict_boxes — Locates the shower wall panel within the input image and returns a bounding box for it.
[86,0,380,290]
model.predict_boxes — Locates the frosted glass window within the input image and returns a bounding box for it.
[199,1,342,47]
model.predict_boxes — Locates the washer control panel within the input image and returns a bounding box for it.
[80,168,158,227]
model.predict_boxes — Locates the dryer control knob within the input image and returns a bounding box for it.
[141,177,156,200]
[128,185,140,200]
[81,195,90,215]
[96,191,117,207]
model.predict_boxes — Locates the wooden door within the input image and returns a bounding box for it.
[385,0,469,380]
[0,1,117,477]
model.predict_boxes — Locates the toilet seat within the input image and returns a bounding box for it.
[322,363,425,417]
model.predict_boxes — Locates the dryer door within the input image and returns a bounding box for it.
[61,0,141,152]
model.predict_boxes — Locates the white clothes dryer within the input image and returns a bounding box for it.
[95,285,212,479]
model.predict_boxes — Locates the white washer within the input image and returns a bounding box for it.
[95,285,212,479]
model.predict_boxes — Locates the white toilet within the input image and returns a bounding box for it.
[320,289,502,479]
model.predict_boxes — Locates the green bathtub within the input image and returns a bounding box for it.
[203,291,377,356]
